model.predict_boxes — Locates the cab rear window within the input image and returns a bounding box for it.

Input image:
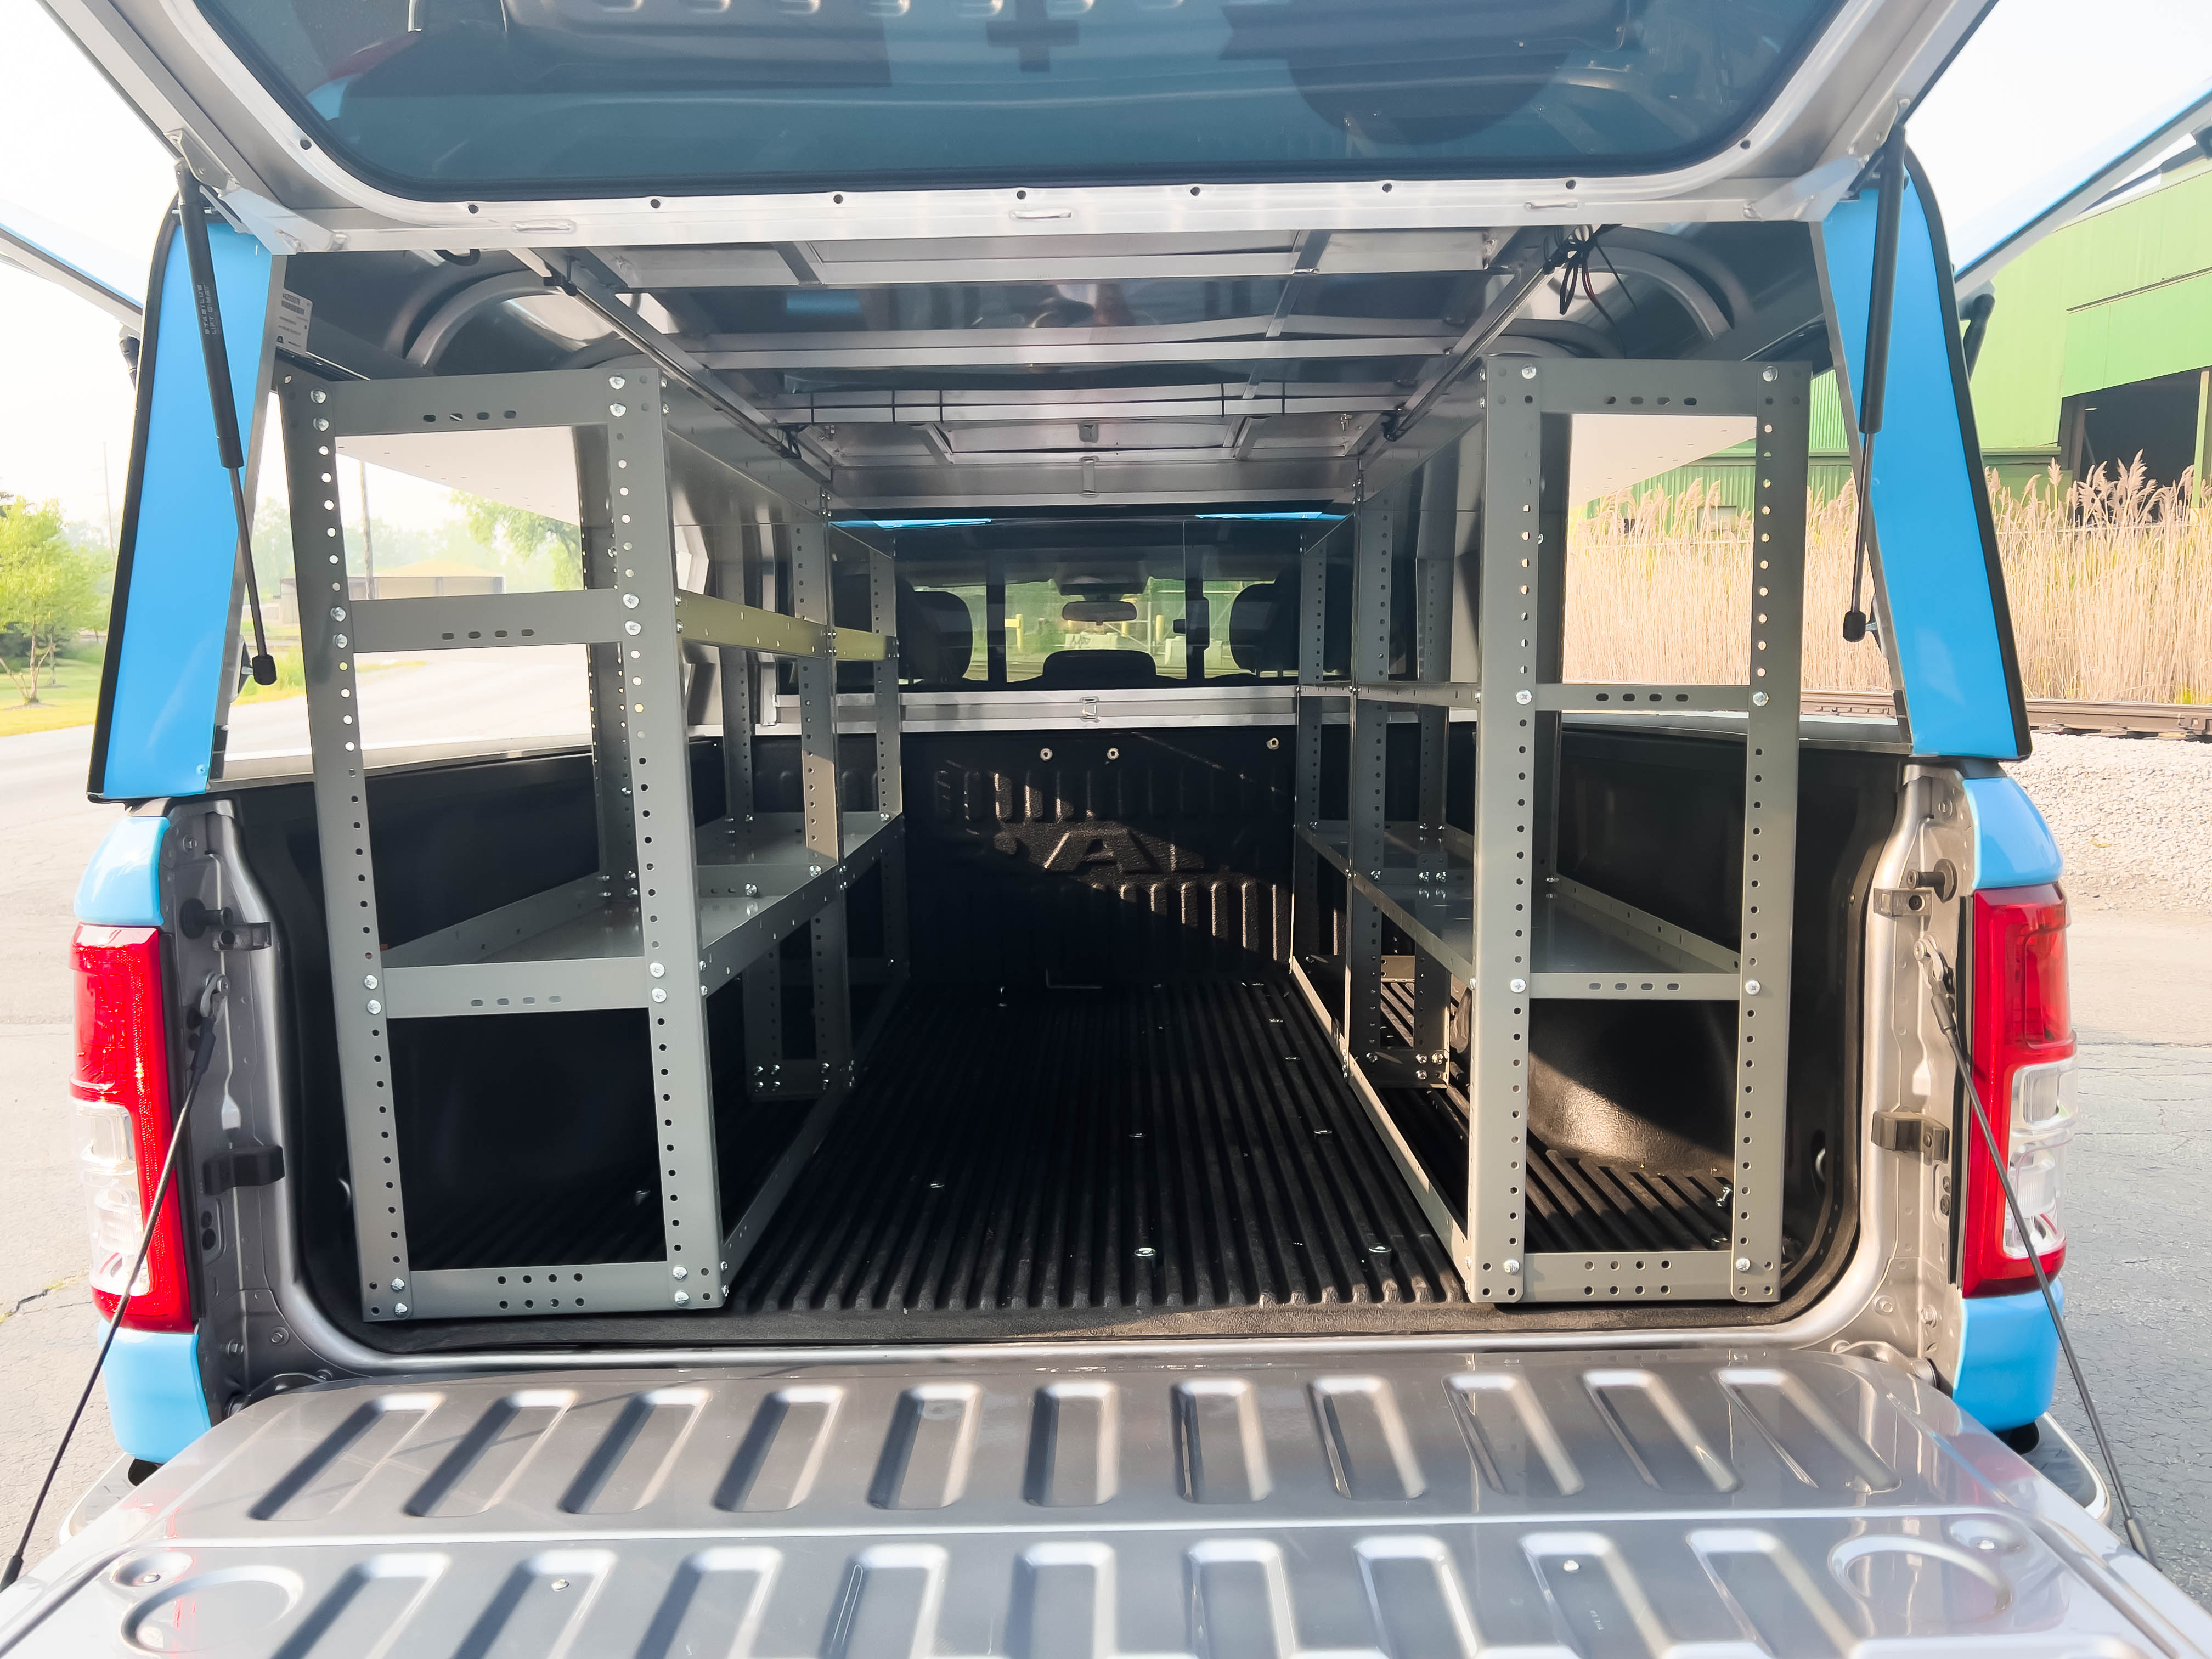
[198,0,1841,198]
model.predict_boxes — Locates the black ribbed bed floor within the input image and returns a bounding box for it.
[726,975,1468,1334]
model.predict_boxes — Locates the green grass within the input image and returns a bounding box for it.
[0,654,106,737]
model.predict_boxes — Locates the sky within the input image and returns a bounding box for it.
[2,0,2209,535]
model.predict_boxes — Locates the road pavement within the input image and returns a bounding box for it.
[0,695,2206,1595]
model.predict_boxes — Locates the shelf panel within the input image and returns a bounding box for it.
[378,814,899,1017]
[1297,821,1740,999]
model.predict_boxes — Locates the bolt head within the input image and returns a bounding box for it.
[1752,690,1770,707]
[672,1265,687,1279]
[330,606,347,622]
[673,1290,690,1304]
[1520,365,1537,380]
[1515,689,1532,704]
[390,1277,405,1291]
[1509,977,1526,994]
[651,988,668,1003]
[366,999,382,1015]
[1744,979,1762,996]
[609,402,628,417]
[1736,1257,1753,1272]
[649,962,667,978]
[1503,1258,1521,1274]
[608,374,627,388]
[364,974,379,990]
[393,1302,408,1315]
[1762,365,1779,382]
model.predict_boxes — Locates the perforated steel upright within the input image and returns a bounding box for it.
[279,356,902,1323]
[1466,357,1809,1306]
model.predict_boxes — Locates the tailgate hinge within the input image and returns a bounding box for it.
[203,1142,286,1194]
[1871,1109,1951,1161]
[179,898,272,950]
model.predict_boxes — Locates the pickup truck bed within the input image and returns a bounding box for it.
[5,1349,2205,1656]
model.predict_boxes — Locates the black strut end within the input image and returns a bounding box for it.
[1841,610,1868,644]
[251,653,279,686]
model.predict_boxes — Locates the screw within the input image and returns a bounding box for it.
[1520,365,1537,380]
[1745,979,1762,995]
[330,606,347,622]
[649,962,666,978]
[366,999,382,1014]
[1736,1257,1753,1272]
[310,388,327,403]
[652,988,668,1003]
[608,375,626,389]
[1515,689,1532,704]
[1509,977,1526,993]
[672,1265,687,1279]
[610,402,628,416]
[1762,365,1779,382]
[1752,690,1770,707]
[1503,1258,1520,1274]
[674,1290,690,1304]
[390,1277,405,1290]
[392,1303,408,1315]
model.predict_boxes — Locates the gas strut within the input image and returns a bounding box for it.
[1842,121,1907,645]
[1912,936,2159,1565]
[172,162,277,687]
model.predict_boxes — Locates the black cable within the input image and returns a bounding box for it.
[1912,937,2158,1564]
[172,162,275,688]
[0,975,225,1593]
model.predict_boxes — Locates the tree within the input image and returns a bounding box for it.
[0,499,104,705]
[458,496,584,590]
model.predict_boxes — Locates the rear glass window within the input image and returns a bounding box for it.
[199,0,1842,197]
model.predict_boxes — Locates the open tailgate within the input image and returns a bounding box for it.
[4,1348,2207,1656]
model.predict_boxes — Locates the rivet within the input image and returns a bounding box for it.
[1762,366,1779,381]
[332,633,348,648]
[310,388,327,403]
[1752,690,1769,706]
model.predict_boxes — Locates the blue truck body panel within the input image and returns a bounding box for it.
[97,1327,211,1464]
[1955,1282,2065,1433]
[72,816,167,927]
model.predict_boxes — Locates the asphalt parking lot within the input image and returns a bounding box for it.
[0,712,2206,1596]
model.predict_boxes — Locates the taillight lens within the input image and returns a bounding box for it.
[70,924,193,1333]
[1963,884,2075,1298]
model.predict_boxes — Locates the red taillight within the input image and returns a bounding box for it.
[1962,884,2076,1298]
[70,924,193,1333]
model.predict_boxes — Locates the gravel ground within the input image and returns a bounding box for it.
[2008,731,2212,911]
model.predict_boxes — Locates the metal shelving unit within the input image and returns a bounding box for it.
[280,357,905,1322]
[1290,357,1809,1306]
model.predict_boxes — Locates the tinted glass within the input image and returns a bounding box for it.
[201,0,1841,197]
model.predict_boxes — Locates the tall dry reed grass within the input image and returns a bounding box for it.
[1563,463,2212,702]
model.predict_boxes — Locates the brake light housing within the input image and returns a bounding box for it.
[71,924,194,1333]
[1962,883,2075,1299]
